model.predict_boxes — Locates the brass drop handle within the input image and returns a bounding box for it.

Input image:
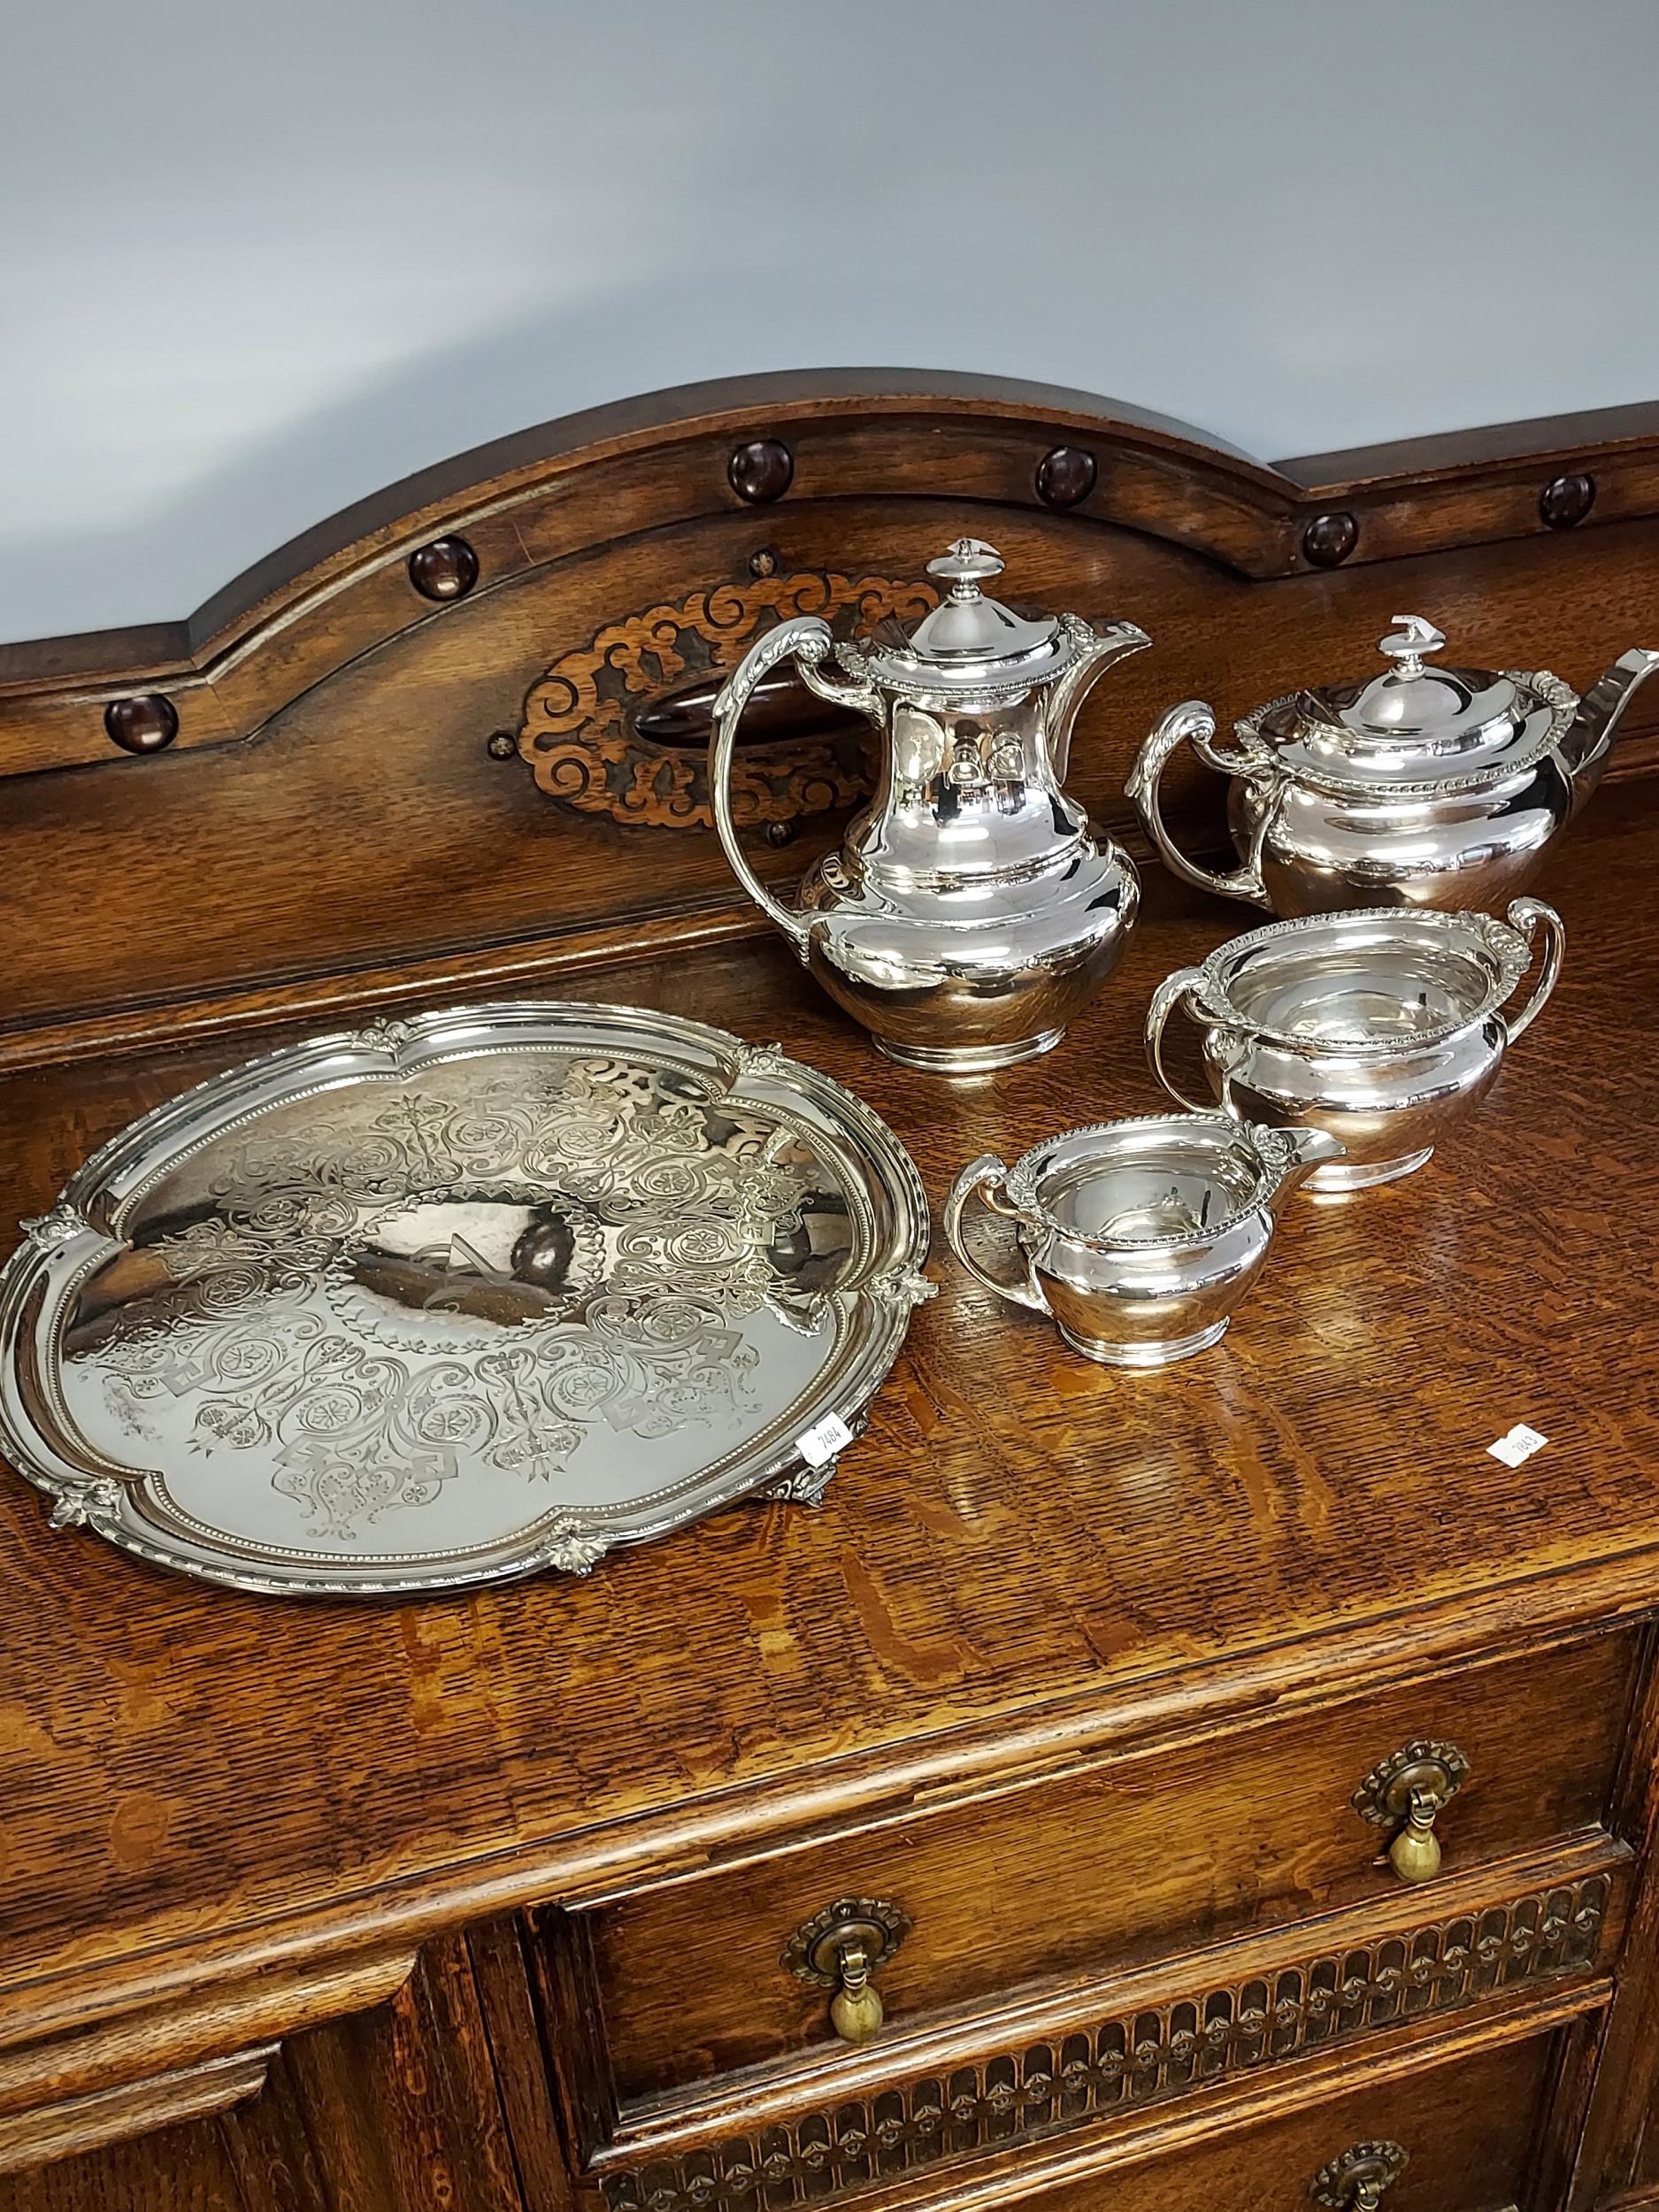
[828,1938,882,2042]
[1310,2140,1409,2211]
[782,1896,911,2046]
[1353,1739,1471,1885]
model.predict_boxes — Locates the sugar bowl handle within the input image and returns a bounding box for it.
[1499,897,1566,1041]
[1143,967,1219,1114]
[1125,703,1275,908]
[709,616,880,958]
[943,1156,1050,1315]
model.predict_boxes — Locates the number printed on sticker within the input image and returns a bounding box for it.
[1488,1422,1548,1468]
[795,1410,856,1468]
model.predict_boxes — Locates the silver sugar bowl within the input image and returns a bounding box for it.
[1144,899,1565,1193]
[943,1112,1342,1365]
[1127,614,1659,915]
[710,540,1149,1072]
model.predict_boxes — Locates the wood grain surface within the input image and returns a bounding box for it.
[588,1633,1635,2097]
[956,2023,1561,2212]
[3,378,1659,1052]
[3,785,1658,2073]
[5,379,1659,2203]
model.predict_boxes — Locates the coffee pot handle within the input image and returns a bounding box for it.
[710,617,881,958]
[1125,703,1276,907]
[942,1156,1050,1315]
[1499,897,1566,1041]
[1143,967,1218,1113]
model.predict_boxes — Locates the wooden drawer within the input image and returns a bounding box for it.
[589,1867,1614,2212]
[979,2022,1572,2212]
[580,1630,1639,2100]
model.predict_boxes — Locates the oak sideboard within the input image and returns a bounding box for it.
[3,374,1659,2212]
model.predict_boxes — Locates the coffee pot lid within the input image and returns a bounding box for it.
[857,540,1078,694]
[1252,615,1558,790]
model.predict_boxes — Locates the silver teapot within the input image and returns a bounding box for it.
[710,541,1149,1072]
[1126,614,1659,916]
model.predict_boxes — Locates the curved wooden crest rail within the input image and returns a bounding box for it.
[5,377,1659,2212]
[4,372,1659,1067]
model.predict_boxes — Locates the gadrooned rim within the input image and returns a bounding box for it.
[1193,906,1532,1055]
[1001,1110,1290,1251]
[1233,668,1577,798]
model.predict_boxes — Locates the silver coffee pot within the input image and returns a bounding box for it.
[1127,614,1659,916]
[710,540,1150,1072]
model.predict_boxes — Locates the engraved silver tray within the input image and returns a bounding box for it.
[0,1003,933,1596]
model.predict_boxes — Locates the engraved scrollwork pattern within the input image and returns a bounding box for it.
[597,1878,1608,2212]
[516,571,938,829]
[80,1056,829,1544]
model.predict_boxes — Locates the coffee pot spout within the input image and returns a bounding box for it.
[1046,619,1151,783]
[1561,647,1659,818]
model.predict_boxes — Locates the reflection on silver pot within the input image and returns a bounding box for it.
[943,1113,1342,1366]
[710,540,1149,1074]
[1144,899,1565,1194]
[1126,615,1659,917]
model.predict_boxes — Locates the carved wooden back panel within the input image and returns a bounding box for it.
[5,372,1659,1061]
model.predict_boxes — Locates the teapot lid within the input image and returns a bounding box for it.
[1248,615,1571,793]
[856,540,1079,695]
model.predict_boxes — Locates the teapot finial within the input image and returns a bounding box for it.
[926,538,1005,602]
[1378,614,1447,682]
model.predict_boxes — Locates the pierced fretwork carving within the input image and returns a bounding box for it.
[515,571,937,829]
[598,1877,1608,2212]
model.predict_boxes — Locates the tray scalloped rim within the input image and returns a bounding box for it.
[0,1001,933,1598]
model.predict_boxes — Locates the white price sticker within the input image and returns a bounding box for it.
[795,1411,855,1468]
[1487,1422,1548,1468]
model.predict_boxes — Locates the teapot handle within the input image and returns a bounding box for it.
[942,1156,1050,1316]
[1499,897,1566,1041]
[709,618,879,958]
[1143,966,1219,1113]
[1125,703,1276,908]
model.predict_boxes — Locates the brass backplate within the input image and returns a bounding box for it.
[782,1896,911,1986]
[1310,2139,1409,2208]
[1352,1738,1471,1827]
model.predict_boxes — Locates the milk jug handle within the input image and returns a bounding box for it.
[942,1156,1050,1315]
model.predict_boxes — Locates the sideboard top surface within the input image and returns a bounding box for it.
[4,371,1659,2085]
[3,787,1656,2051]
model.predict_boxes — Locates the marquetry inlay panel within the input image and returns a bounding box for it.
[515,570,935,829]
[598,1878,1609,2212]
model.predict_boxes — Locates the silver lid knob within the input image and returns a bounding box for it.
[926,538,1006,600]
[1378,615,1448,683]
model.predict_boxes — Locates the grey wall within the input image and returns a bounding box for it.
[4,0,1656,643]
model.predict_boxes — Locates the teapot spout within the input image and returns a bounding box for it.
[1560,647,1659,818]
[1263,1126,1346,1212]
[1046,618,1151,783]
